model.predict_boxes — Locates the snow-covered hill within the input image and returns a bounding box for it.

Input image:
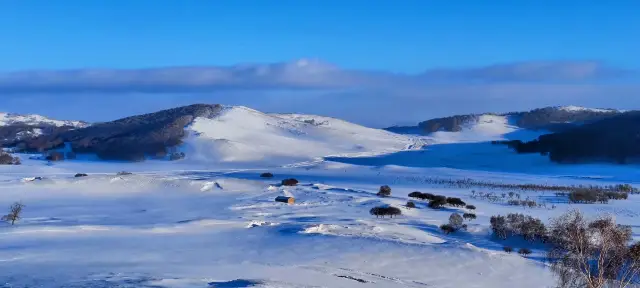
[389,105,624,144]
[181,106,423,164]
[0,112,88,141]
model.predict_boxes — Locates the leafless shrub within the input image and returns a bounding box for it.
[490,213,546,242]
[1,202,24,225]
[547,210,640,288]
[449,213,464,230]
[503,246,514,253]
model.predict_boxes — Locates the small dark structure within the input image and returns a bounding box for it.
[116,171,133,176]
[260,172,274,178]
[46,151,64,161]
[281,178,299,186]
[275,196,295,204]
[74,173,88,178]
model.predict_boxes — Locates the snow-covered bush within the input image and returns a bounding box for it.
[406,201,416,209]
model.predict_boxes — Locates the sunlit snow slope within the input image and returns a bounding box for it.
[181,106,422,164]
[428,114,545,144]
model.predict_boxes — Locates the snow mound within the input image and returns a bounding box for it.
[428,114,544,144]
[181,106,421,164]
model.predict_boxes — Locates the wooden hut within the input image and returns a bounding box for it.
[275,196,295,204]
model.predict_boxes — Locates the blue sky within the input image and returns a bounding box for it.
[0,1,638,126]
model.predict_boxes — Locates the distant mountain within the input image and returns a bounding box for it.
[505,111,640,164]
[7,104,420,163]
[388,106,624,136]
[0,112,88,144]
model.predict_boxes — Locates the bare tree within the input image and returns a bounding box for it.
[2,202,24,225]
[547,209,640,288]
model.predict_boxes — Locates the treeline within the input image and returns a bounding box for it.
[396,175,636,194]
[496,111,640,164]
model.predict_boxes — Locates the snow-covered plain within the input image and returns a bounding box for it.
[1,108,639,287]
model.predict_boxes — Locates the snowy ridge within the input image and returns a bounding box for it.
[555,105,619,113]
[0,112,88,127]
[180,106,423,164]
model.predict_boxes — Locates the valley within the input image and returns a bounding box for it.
[0,104,639,287]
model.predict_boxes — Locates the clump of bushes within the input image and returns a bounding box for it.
[463,213,477,221]
[490,213,546,242]
[409,192,471,210]
[377,185,391,197]
[428,196,448,209]
[518,248,532,256]
[568,188,629,204]
[116,171,132,176]
[0,151,21,165]
[406,201,416,209]
[74,173,88,178]
[547,210,640,287]
[465,205,476,210]
[408,191,435,201]
[503,246,514,253]
[370,206,402,218]
[441,213,466,234]
[440,224,455,234]
[281,178,299,186]
[446,197,466,207]
[260,172,274,178]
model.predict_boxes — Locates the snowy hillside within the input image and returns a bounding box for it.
[0,112,88,141]
[556,105,620,113]
[427,114,545,144]
[390,105,624,144]
[181,106,423,164]
[0,112,87,128]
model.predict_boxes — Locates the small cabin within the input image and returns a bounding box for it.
[275,196,295,204]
